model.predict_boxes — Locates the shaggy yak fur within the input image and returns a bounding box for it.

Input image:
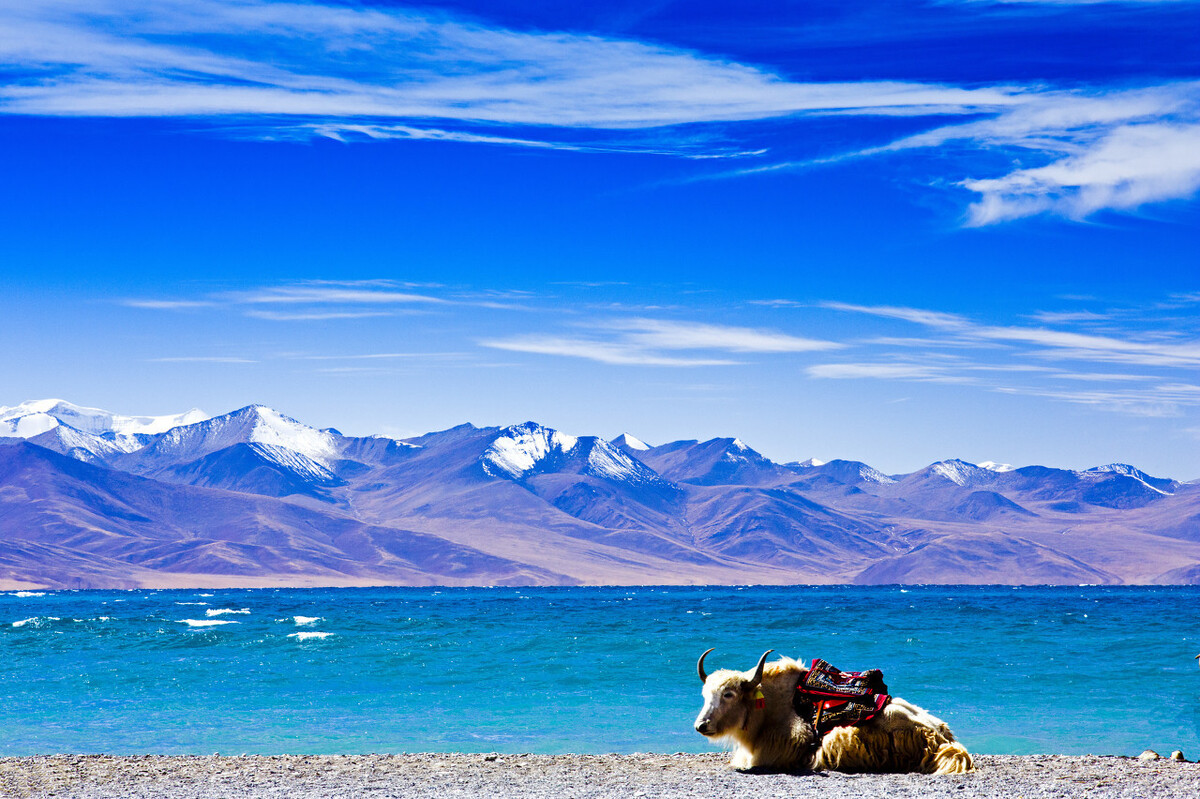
[693,650,974,774]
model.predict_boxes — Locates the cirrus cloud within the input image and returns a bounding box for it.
[2,0,1197,224]
[482,318,842,366]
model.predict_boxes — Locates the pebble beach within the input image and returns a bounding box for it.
[3,753,1199,799]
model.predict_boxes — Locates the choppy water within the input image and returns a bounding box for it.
[2,585,1198,757]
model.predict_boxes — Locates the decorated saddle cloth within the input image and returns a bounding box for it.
[794,658,891,736]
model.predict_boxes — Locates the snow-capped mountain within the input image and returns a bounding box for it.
[1085,463,1175,495]
[926,459,997,487]
[0,398,207,452]
[1,398,1197,590]
[141,405,337,466]
[631,436,794,486]
[480,423,664,486]
[127,405,345,491]
[791,457,826,468]
[794,459,896,486]
[611,433,650,451]
[559,436,667,486]
[480,422,579,479]
[26,424,129,464]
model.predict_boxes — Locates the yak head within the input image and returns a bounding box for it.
[693,648,773,738]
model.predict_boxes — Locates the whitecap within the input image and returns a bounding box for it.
[205,608,250,617]
[12,591,46,598]
[12,616,59,628]
[288,632,334,641]
[292,616,321,626]
[177,619,238,628]
[175,602,208,606]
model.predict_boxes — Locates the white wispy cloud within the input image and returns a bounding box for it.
[807,362,970,382]
[607,318,841,353]
[147,356,256,363]
[124,280,449,320]
[123,299,216,310]
[992,385,1195,418]
[873,83,1200,224]
[827,301,1200,367]
[245,310,396,321]
[298,123,757,158]
[482,317,842,366]
[3,1,1196,222]
[227,286,444,305]
[479,335,739,367]
[747,299,806,308]
[962,121,1200,225]
[0,0,1016,130]
[1048,372,1157,382]
[293,352,469,361]
[1027,311,1111,324]
[821,302,969,329]
[816,298,1200,415]
[718,82,1200,222]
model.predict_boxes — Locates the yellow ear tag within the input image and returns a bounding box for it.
[754,688,765,709]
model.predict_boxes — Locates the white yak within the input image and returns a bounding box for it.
[693,649,974,774]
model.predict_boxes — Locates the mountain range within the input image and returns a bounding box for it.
[2,398,1198,589]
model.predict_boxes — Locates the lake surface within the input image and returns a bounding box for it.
[2,585,1198,757]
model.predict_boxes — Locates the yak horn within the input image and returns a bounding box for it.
[750,649,774,687]
[697,647,715,683]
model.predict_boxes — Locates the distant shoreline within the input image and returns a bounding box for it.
[2,753,1197,799]
[9,581,1200,591]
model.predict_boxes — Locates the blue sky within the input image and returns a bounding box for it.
[2,0,1199,477]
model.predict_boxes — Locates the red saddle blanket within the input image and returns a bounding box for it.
[794,658,891,736]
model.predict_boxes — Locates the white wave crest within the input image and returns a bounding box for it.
[292,616,322,626]
[12,591,46,597]
[205,608,250,617]
[288,631,334,641]
[12,616,60,628]
[177,619,238,627]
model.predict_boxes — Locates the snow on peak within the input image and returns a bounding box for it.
[930,459,990,487]
[481,422,578,480]
[612,432,650,451]
[244,406,339,466]
[1085,463,1171,495]
[0,399,208,442]
[1088,463,1143,478]
[717,437,770,465]
[796,457,825,468]
[0,411,59,438]
[249,443,338,483]
[148,404,339,467]
[582,438,660,484]
[859,464,895,484]
[978,461,1015,473]
[35,424,127,461]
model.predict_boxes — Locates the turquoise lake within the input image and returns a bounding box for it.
[2,585,1198,757]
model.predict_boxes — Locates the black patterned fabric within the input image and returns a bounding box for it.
[794,658,891,736]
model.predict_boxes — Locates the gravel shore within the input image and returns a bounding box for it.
[3,753,1198,799]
